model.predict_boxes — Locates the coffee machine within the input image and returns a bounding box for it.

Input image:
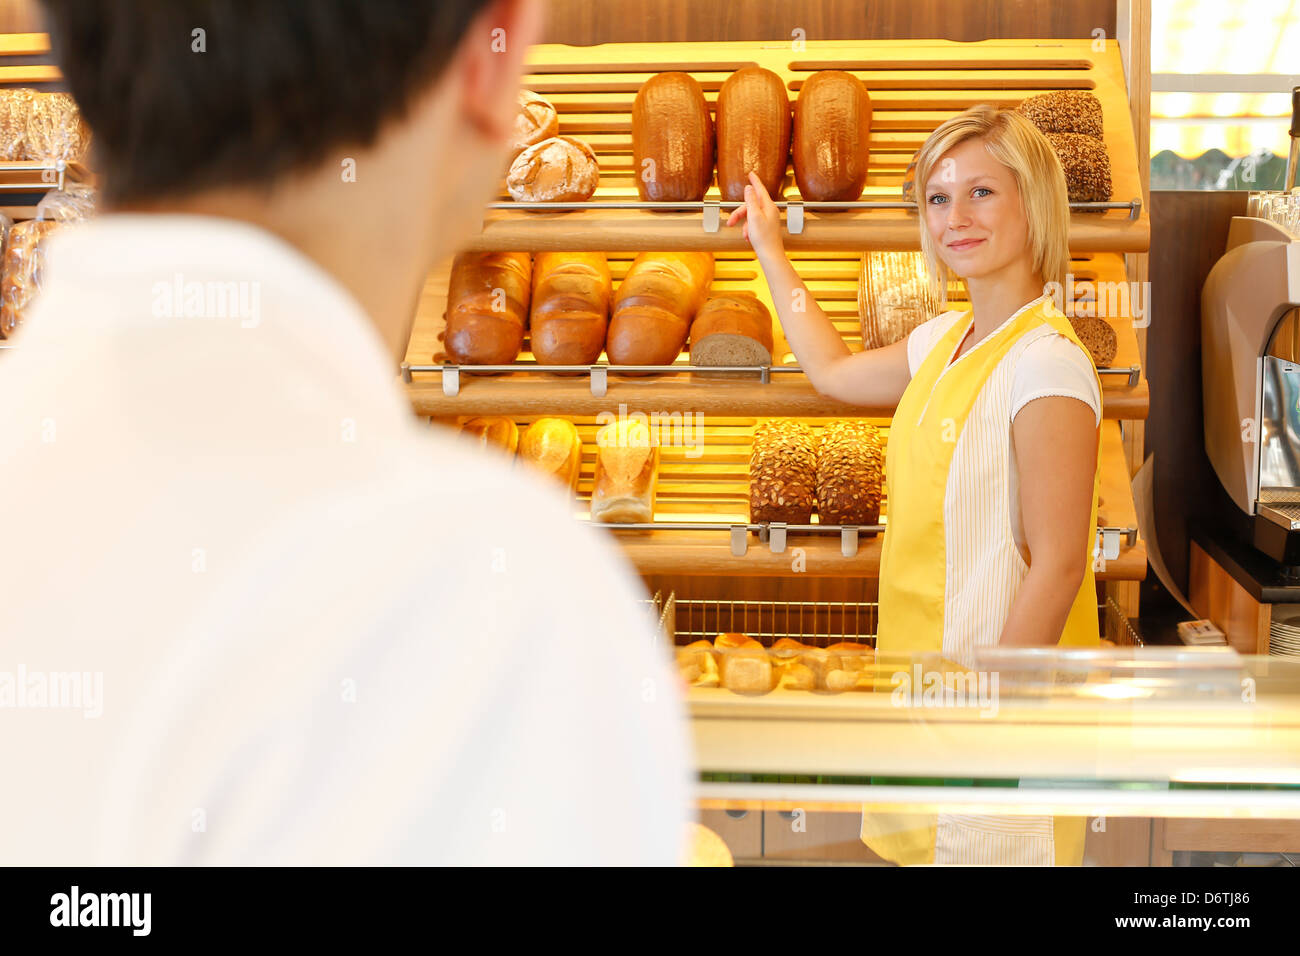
[1202,214,1300,564]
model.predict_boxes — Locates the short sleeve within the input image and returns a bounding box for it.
[1010,333,1102,426]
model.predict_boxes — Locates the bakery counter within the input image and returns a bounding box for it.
[433,414,1146,582]
[404,251,1148,421]
[686,650,1300,819]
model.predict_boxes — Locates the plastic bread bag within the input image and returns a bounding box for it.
[0,88,35,161]
[35,183,97,223]
[0,209,13,257]
[24,91,91,165]
[0,219,59,338]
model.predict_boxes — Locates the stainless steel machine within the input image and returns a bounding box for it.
[1202,214,1300,564]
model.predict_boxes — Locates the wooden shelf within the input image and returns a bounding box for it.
[431,416,1146,582]
[463,38,1148,253]
[404,251,1148,420]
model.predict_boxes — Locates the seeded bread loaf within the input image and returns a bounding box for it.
[1069,315,1117,368]
[1045,131,1112,203]
[1018,91,1104,140]
[749,420,817,524]
[815,420,884,527]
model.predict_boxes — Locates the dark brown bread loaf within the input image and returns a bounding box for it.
[815,420,884,527]
[444,252,532,365]
[632,72,715,202]
[749,420,817,524]
[1069,315,1117,368]
[792,71,872,201]
[716,66,791,201]
[1018,91,1104,140]
[1046,132,1112,203]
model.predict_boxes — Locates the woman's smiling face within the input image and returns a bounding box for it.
[923,137,1030,283]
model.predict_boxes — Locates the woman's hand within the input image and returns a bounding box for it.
[726,171,785,264]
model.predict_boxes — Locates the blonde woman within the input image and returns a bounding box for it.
[729,105,1102,865]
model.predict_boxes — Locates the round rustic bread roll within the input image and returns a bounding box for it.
[684,823,734,867]
[507,135,599,202]
[1018,90,1104,140]
[510,90,559,161]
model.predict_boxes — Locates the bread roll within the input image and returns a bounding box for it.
[1018,90,1103,140]
[607,251,715,367]
[507,136,600,202]
[1045,131,1112,203]
[684,823,734,867]
[458,417,519,455]
[826,642,875,672]
[793,71,871,201]
[529,252,611,365]
[770,638,815,690]
[632,72,715,201]
[676,640,721,688]
[815,420,884,527]
[716,66,791,201]
[715,633,772,694]
[517,418,582,490]
[445,252,531,365]
[591,419,659,523]
[1069,315,1117,368]
[689,293,774,367]
[510,90,559,161]
[749,419,817,524]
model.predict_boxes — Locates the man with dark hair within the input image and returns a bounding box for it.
[0,1,692,865]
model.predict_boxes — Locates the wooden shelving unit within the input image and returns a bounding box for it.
[405,34,1151,598]
[406,250,1148,420]
[462,38,1148,253]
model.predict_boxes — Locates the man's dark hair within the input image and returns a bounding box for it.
[41,1,494,202]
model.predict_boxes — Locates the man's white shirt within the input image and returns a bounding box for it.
[0,214,692,865]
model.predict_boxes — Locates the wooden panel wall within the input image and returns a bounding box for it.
[541,0,1118,44]
[1145,191,1248,596]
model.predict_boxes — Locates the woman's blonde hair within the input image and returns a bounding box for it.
[913,104,1070,306]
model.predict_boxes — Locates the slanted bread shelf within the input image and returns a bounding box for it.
[404,250,1149,420]
[463,38,1149,253]
[430,415,1145,581]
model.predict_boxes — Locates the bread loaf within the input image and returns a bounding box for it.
[507,136,599,202]
[716,66,791,201]
[1046,132,1112,203]
[816,420,884,527]
[715,633,773,694]
[749,419,816,523]
[591,419,659,523]
[517,418,582,490]
[529,252,611,365]
[689,293,774,367]
[457,417,519,455]
[607,251,714,367]
[510,90,559,161]
[793,71,871,201]
[24,91,89,164]
[770,638,815,690]
[1018,91,1104,140]
[1069,315,1117,368]
[444,252,532,365]
[632,72,715,202]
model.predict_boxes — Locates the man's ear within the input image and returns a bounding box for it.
[457,0,546,144]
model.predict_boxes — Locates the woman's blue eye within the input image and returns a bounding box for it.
[973,187,992,198]
[928,194,947,205]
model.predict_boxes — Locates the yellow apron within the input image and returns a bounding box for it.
[861,299,1102,866]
